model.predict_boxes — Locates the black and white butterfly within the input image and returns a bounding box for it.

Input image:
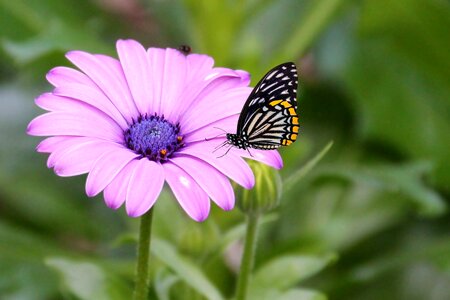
[223,62,299,153]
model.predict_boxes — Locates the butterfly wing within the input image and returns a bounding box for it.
[237,62,299,149]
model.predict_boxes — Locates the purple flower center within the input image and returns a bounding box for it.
[124,114,184,162]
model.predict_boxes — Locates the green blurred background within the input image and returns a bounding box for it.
[1,0,449,299]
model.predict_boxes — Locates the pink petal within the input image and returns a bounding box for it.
[53,140,124,177]
[170,156,234,211]
[184,115,238,143]
[147,48,166,115]
[53,84,128,129]
[85,148,139,197]
[36,136,72,153]
[27,111,124,142]
[168,53,213,117]
[46,66,93,87]
[46,137,96,168]
[185,54,214,82]
[35,93,126,131]
[116,39,153,116]
[171,64,246,121]
[125,159,165,217]
[177,142,255,189]
[180,87,251,134]
[164,162,210,222]
[66,51,139,123]
[104,160,139,210]
[178,74,250,126]
[231,148,283,170]
[159,48,187,123]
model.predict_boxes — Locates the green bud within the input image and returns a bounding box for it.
[178,222,218,256]
[237,161,282,215]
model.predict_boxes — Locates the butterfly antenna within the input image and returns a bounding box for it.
[213,127,228,133]
[205,132,227,141]
[216,144,234,158]
[204,127,229,141]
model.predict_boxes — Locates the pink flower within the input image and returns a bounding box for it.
[27,39,282,221]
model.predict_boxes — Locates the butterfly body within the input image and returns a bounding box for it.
[225,62,299,151]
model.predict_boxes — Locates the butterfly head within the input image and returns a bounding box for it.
[226,133,246,149]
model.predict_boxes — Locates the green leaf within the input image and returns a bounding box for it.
[154,270,180,300]
[45,257,131,300]
[249,288,327,300]
[278,288,327,300]
[284,141,333,192]
[151,239,224,300]
[250,253,337,292]
[318,162,446,216]
[203,213,278,262]
[271,0,349,64]
[2,19,111,65]
[0,221,61,299]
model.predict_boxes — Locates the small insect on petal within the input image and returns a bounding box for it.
[178,45,192,55]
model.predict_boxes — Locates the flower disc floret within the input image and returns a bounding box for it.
[124,114,183,162]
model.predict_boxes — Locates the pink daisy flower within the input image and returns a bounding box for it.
[27,39,282,221]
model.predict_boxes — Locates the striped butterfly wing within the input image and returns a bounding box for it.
[237,62,299,149]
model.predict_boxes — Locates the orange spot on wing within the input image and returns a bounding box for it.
[291,134,297,141]
[281,100,291,108]
[292,117,299,125]
[269,100,283,106]
[288,107,296,116]
[292,126,299,133]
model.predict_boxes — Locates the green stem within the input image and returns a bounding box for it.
[235,213,260,300]
[133,208,154,300]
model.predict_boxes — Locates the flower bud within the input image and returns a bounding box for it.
[178,222,218,256]
[237,161,282,214]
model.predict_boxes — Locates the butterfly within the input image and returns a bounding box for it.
[222,62,299,154]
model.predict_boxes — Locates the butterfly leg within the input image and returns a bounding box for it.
[216,144,234,158]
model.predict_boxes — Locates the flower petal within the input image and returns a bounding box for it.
[46,137,96,168]
[183,115,238,143]
[170,156,234,211]
[36,136,72,153]
[164,162,210,222]
[173,66,248,122]
[53,84,128,129]
[231,148,283,170]
[116,39,153,116]
[66,50,139,123]
[147,48,166,115]
[27,110,124,142]
[104,159,138,210]
[46,66,93,87]
[177,142,255,189]
[53,140,123,177]
[125,159,165,217]
[180,87,251,134]
[85,148,139,197]
[159,48,187,123]
[178,76,250,125]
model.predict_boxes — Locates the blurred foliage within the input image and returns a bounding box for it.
[0,0,449,299]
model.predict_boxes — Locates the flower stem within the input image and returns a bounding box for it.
[235,213,260,300]
[133,208,154,300]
